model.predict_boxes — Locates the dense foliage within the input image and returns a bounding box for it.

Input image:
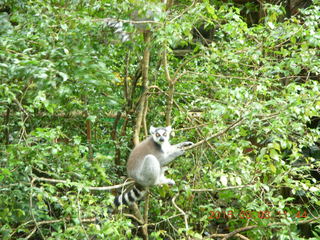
[1,0,319,239]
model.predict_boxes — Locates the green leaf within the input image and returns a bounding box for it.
[269,164,277,173]
[270,149,279,161]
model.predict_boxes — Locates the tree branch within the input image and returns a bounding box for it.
[191,184,255,192]
[12,217,97,239]
[172,193,189,232]
[133,30,151,146]
[163,48,174,126]
[221,216,320,240]
[184,117,246,150]
[33,177,135,191]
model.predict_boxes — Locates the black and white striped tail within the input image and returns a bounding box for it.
[114,185,146,207]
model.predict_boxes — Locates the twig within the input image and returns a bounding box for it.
[97,17,162,25]
[172,193,189,232]
[163,47,174,126]
[221,216,320,240]
[13,97,29,116]
[133,30,151,146]
[235,234,250,240]
[185,71,257,82]
[176,123,208,131]
[191,184,255,192]
[111,111,122,166]
[163,48,172,82]
[12,217,97,238]
[208,233,250,240]
[33,177,135,191]
[123,213,144,225]
[25,227,37,239]
[142,96,149,137]
[148,213,184,227]
[143,189,150,240]
[77,189,89,240]
[171,0,196,22]
[29,178,45,240]
[173,54,204,83]
[130,203,148,239]
[184,117,245,150]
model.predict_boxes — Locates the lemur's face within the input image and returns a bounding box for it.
[150,126,172,145]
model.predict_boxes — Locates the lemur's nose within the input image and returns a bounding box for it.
[159,137,164,142]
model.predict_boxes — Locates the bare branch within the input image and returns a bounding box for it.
[13,97,29,117]
[13,217,97,239]
[172,193,189,232]
[171,1,196,22]
[143,189,150,240]
[29,178,45,240]
[133,30,151,146]
[34,177,135,191]
[221,216,320,240]
[92,17,162,25]
[163,48,172,82]
[208,233,250,240]
[163,48,175,126]
[123,213,144,225]
[172,54,203,82]
[191,184,255,192]
[184,117,245,150]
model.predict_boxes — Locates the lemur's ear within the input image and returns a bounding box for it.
[166,126,172,132]
[150,126,156,135]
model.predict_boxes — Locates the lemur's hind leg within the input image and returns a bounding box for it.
[156,166,175,185]
[135,154,161,187]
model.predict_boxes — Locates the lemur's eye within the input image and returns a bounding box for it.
[163,133,167,137]
[156,133,160,137]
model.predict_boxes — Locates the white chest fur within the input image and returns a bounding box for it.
[160,142,172,155]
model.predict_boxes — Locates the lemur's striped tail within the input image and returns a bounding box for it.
[114,185,146,206]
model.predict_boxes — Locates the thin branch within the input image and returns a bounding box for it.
[208,233,250,240]
[235,234,250,240]
[13,97,29,117]
[33,177,135,191]
[123,213,144,225]
[186,71,257,82]
[92,17,162,25]
[13,217,97,239]
[184,117,245,150]
[142,97,149,137]
[143,189,150,240]
[130,203,148,239]
[163,48,172,82]
[221,216,320,240]
[77,189,89,240]
[123,50,131,100]
[4,106,10,144]
[191,184,255,192]
[172,193,189,232]
[173,54,204,82]
[163,48,174,126]
[148,213,184,227]
[175,123,208,131]
[111,111,122,165]
[29,178,45,240]
[171,0,196,22]
[25,227,37,240]
[133,30,151,146]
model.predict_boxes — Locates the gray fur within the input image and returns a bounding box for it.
[127,126,193,187]
[115,126,193,206]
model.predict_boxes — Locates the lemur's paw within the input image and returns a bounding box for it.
[181,141,194,147]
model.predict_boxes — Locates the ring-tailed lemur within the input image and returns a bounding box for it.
[114,126,193,206]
